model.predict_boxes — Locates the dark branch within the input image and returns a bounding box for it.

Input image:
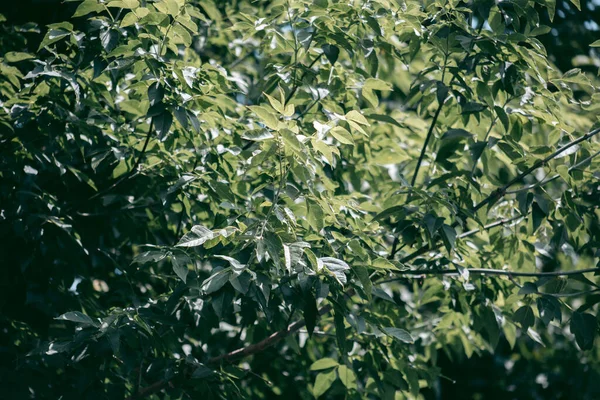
[376,267,600,283]
[410,101,444,187]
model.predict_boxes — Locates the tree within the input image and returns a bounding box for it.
[1,0,599,398]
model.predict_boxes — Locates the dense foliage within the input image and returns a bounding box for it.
[1,0,600,398]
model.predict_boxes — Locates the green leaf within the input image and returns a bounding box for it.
[334,308,347,354]
[177,225,215,247]
[527,328,545,346]
[362,78,392,107]
[214,255,245,273]
[4,52,34,63]
[307,199,325,231]
[229,272,252,294]
[171,255,189,283]
[73,0,104,17]
[264,231,283,269]
[494,106,510,132]
[531,202,546,232]
[440,224,456,253]
[354,265,372,299]
[537,297,561,325]
[133,250,167,264]
[310,358,339,371]
[591,40,600,47]
[154,111,173,139]
[329,126,354,145]
[107,0,140,9]
[249,105,279,130]
[148,82,164,106]
[569,0,581,11]
[313,370,336,398]
[371,258,399,270]
[321,257,349,285]
[241,129,274,142]
[345,110,369,126]
[321,44,340,65]
[440,129,472,141]
[338,365,357,389]
[201,269,231,294]
[570,312,597,350]
[304,291,318,338]
[55,311,97,327]
[382,327,414,343]
[513,305,535,330]
[38,28,71,50]
[518,282,538,295]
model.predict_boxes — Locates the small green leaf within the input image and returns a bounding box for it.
[518,282,538,295]
[4,52,34,63]
[569,0,581,11]
[177,225,214,247]
[304,291,319,338]
[513,305,535,330]
[148,82,164,106]
[56,311,97,327]
[307,199,325,231]
[362,78,392,107]
[310,358,339,371]
[154,111,173,139]
[382,327,414,343]
[570,312,597,350]
[591,40,600,47]
[107,0,140,9]
[440,224,456,253]
[321,44,339,65]
[171,255,189,283]
[329,126,354,145]
[313,369,336,398]
[249,105,279,130]
[371,258,399,270]
[201,269,231,294]
[345,110,369,126]
[338,365,357,389]
[133,250,167,264]
[242,129,274,141]
[73,0,104,17]
[334,308,347,354]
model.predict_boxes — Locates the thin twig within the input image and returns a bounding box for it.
[398,215,522,263]
[471,127,600,214]
[399,126,600,264]
[410,102,444,188]
[84,119,154,205]
[376,267,600,284]
[506,148,600,194]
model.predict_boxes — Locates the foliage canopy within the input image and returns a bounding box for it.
[2,0,600,398]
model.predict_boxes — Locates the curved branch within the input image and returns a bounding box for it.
[130,303,335,399]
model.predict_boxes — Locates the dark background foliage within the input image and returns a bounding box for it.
[1,0,599,399]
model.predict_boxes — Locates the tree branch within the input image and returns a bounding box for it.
[398,215,522,263]
[471,126,600,213]
[207,303,332,364]
[130,302,335,399]
[376,267,600,283]
[84,119,155,204]
[398,125,600,264]
[410,102,444,187]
